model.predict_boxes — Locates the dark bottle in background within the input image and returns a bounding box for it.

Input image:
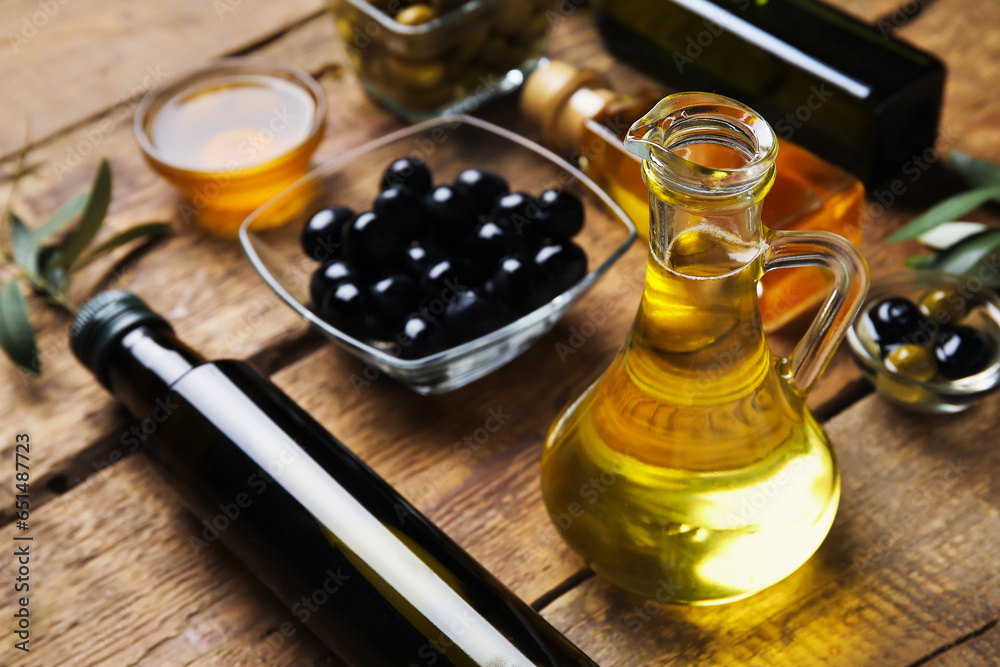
[592,0,946,186]
[71,290,595,667]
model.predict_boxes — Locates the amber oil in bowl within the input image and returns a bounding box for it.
[135,58,326,236]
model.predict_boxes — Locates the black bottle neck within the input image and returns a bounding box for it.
[104,324,205,418]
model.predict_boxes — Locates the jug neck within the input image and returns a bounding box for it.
[626,92,778,270]
[621,94,782,398]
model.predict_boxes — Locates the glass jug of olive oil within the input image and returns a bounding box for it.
[540,93,869,605]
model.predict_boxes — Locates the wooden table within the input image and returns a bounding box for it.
[2,0,999,664]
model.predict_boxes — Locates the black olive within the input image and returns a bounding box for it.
[301,206,355,261]
[491,253,549,313]
[369,273,419,339]
[422,185,480,248]
[536,188,584,238]
[534,241,587,298]
[454,169,509,215]
[373,186,426,241]
[341,211,401,271]
[397,315,451,359]
[320,281,376,338]
[443,289,515,344]
[933,326,994,379]
[864,297,931,348]
[492,192,545,244]
[381,157,433,194]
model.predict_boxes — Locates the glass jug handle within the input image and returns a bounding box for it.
[763,230,870,397]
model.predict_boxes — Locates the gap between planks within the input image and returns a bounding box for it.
[906,618,1000,667]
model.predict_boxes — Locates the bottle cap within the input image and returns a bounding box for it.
[522,60,612,148]
[71,290,171,387]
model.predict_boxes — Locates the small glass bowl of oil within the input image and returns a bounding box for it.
[240,115,636,395]
[134,57,327,236]
[847,270,1000,413]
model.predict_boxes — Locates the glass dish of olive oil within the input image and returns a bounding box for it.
[135,57,326,236]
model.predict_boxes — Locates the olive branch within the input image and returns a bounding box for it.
[0,140,171,375]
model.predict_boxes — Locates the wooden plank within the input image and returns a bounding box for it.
[0,455,337,666]
[0,0,324,160]
[924,623,1000,667]
[539,390,1000,666]
[894,0,1000,163]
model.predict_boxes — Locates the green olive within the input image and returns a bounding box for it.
[884,343,936,381]
[395,4,436,26]
[919,289,967,325]
[384,55,446,88]
[335,18,356,43]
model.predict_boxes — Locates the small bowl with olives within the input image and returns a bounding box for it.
[240,115,635,394]
[847,270,1000,413]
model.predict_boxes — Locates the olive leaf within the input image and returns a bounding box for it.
[903,254,934,269]
[929,228,1000,284]
[888,185,1000,242]
[0,281,39,374]
[46,159,111,270]
[9,193,88,274]
[72,221,172,270]
[11,213,34,269]
[951,151,1000,189]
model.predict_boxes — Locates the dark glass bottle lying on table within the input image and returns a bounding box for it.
[592,0,946,185]
[70,290,595,667]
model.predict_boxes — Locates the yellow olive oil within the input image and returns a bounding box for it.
[541,227,840,604]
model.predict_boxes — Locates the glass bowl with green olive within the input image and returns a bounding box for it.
[847,271,1000,413]
[328,0,554,120]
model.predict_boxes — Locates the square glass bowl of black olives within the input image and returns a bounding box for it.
[847,271,1000,413]
[240,116,636,394]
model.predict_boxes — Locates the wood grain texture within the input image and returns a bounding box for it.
[2,0,1000,665]
[0,0,324,160]
[540,390,1000,666]
[923,622,1000,667]
[895,0,1000,164]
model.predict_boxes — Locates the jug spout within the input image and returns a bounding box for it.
[624,92,778,206]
